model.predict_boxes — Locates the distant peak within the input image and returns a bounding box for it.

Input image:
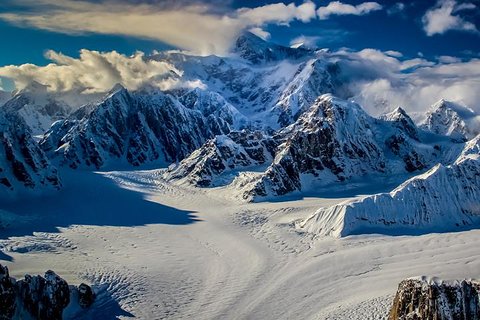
[235,31,268,46]
[429,99,476,119]
[15,81,49,96]
[233,31,309,64]
[109,83,127,93]
[387,106,411,119]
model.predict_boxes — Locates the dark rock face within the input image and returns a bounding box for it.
[0,264,95,320]
[0,109,61,193]
[17,270,70,320]
[385,133,427,172]
[0,264,16,319]
[389,278,480,320]
[78,283,95,309]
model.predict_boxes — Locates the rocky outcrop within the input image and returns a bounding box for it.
[0,108,61,196]
[17,270,71,320]
[0,264,95,320]
[389,277,480,320]
[78,283,95,309]
[0,264,16,319]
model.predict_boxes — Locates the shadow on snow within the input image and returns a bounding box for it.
[0,169,200,247]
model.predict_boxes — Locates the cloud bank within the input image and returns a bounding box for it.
[0,0,317,56]
[0,50,190,93]
[329,49,480,118]
[422,0,478,36]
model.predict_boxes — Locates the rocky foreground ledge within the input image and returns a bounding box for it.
[389,277,480,320]
[0,264,95,319]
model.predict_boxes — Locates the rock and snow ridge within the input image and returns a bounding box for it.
[150,32,342,128]
[40,85,247,169]
[164,130,277,187]
[172,94,458,201]
[0,82,101,137]
[299,134,480,237]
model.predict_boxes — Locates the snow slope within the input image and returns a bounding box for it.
[0,168,479,319]
[300,135,480,238]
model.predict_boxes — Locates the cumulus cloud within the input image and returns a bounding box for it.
[248,27,271,41]
[328,49,480,118]
[0,49,194,93]
[317,1,382,20]
[422,0,479,36]
[0,0,317,56]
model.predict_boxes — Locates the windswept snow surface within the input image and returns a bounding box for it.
[1,169,479,319]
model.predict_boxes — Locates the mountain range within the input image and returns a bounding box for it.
[0,32,479,237]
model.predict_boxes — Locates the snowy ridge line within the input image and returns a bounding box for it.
[299,134,480,237]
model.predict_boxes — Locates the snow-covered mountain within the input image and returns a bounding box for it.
[150,33,343,128]
[233,32,311,65]
[1,82,100,136]
[420,99,478,141]
[165,94,463,201]
[299,134,480,237]
[235,95,458,200]
[40,85,246,169]
[0,107,61,197]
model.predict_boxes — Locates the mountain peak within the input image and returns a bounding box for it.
[15,81,49,97]
[421,99,474,141]
[233,31,310,64]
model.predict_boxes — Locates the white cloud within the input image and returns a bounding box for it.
[384,50,403,58]
[331,49,480,117]
[422,0,478,36]
[238,1,316,25]
[0,49,186,93]
[317,1,382,20]
[289,35,321,48]
[0,0,317,56]
[437,55,462,63]
[248,27,271,40]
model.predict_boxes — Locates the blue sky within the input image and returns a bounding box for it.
[0,0,478,68]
